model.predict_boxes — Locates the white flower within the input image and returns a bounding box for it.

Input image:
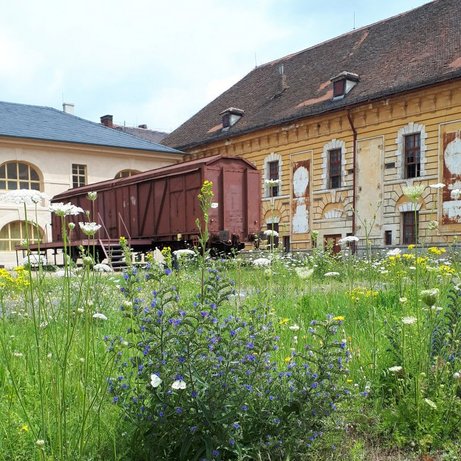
[388,366,403,373]
[295,267,314,279]
[13,351,23,357]
[92,312,108,321]
[171,380,187,390]
[94,263,112,272]
[387,248,401,257]
[0,189,48,205]
[289,324,300,331]
[324,271,340,277]
[401,316,417,325]
[150,373,162,388]
[22,254,47,267]
[453,372,461,380]
[68,222,76,230]
[338,236,359,245]
[253,257,271,267]
[49,202,84,216]
[264,229,279,237]
[87,191,98,201]
[402,184,425,202]
[210,202,219,209]
[35,439,45,448]
[399,297,408,304]
[429,183,445,190]
[79,222,102,236]
[451,189,461,200]
[173,249,195,258]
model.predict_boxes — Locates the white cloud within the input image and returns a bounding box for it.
[0,0,430,131]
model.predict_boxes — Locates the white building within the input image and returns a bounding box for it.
[0,101,183,267]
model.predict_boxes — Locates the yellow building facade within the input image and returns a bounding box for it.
[163,0,461,251]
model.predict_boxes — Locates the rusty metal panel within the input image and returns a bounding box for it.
[246,169,261,236]
[51,155,261,247]
[153,179,169,236]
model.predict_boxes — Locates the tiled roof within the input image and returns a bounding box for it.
[0,101,182,154]
[163,0,461,150]
[114,125,168,144]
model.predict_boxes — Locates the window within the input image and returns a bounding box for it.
[267,160,279,196]
[404,133,421,178]
[72,164,87,188]
[0,221,44,251]
[328,149,342,189]
[115,169,140,179]
[333,79,346,98]
[402,211,418,244]
[384,230,392,246]
[0,162,41,191]
[222,113,231,129]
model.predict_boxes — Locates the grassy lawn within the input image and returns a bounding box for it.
[1,243,461,460]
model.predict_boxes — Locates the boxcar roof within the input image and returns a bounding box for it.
[52,155,257,200]
[0,100,182,154]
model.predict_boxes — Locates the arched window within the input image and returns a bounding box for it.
[0,162,41,191]
[0,221,44,251]
[115,169,140,179]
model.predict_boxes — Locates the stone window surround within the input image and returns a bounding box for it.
[395,122,427,179]
[263,152,283,197]
[321,139,346,190]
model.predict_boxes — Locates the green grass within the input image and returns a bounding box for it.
[1,247,461,459]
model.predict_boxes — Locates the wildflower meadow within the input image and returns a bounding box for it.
[1,184,461,460]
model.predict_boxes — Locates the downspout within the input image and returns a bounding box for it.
[347,110,357,236]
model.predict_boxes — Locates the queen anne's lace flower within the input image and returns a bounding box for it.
[173,249,195,257]
[402,184,425,202]
[253,257,271,267]
[338,236,359,245]
[92,312,108,321]
[401,316,417,325]
[49,202,84,216]
[0,189,48,205]
[79,222,102,236]
[264,229,279,237]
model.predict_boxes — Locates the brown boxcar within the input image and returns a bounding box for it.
[50,155,260,255]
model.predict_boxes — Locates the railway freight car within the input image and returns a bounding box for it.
[42,155,260,263]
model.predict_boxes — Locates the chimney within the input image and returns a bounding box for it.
[62,103,75,114]
[100,114,114,128]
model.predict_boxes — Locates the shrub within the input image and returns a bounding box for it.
[108,266,352,460]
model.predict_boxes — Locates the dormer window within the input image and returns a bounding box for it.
[220,107,244,131]
[331,72,359,100]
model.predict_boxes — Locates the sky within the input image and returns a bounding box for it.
[0,0,431,134]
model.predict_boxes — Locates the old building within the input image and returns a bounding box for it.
[162,0,461,250]
[0,101,183,267]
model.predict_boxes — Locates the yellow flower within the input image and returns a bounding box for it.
[428,247,446,255]
[407,244,416,250]
[284,356,292,363]
[333,316,345,321]
[19,423,29,433]
[279,318,289,325]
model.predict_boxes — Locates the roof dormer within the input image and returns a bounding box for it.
[330,71,360,100]
[220,107,244,131]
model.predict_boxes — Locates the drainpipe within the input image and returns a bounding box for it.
[347,110,357,236]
